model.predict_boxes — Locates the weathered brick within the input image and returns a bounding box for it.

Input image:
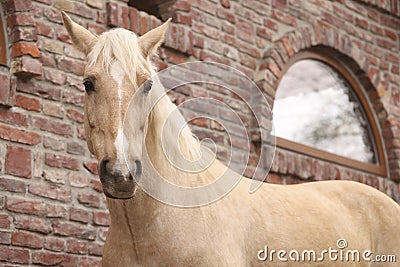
[70,207,89,223]
[43,136,65,151]
[45,153,79,171]
[69,173,90,188]
[0,124,41,145]
[106,2,119,27]
[6,196,46,216]
[5,145,32,178]
[0,214,10,229]
[11,43,40,58]
[14,215,52,234]
[0,177,26,193]
[11,231,43,249]
[80,255,102,267]
[44,236,65,252]
[46,203,68,218]
[88,242,103,256]
[15,94,41,111]
[0,231,11,245]
[83,161,98,175]
[66,239,88,254]
[29,182,72,202]
[52,221,96,240]
[93,211,110,226]
[32,116,74,137]
[11,57,42,78]
[78,192,101,208]
[0,245,29,264]
[42,169,67,185]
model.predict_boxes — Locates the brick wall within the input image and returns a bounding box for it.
[0,0,399,266]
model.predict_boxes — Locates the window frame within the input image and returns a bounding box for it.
[275,50,387,176]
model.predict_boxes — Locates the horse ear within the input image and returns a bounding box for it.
[138,18,172,58]
[61,11,97,56]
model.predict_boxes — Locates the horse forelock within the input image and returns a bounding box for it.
[86,28,152,87]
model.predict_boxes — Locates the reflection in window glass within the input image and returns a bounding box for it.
[273,60,375,163]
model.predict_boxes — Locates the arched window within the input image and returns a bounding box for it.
[273,49,386,176]
[0,7,7,65]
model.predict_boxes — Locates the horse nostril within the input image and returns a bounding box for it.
[99,158,110,175]
[135,160,142,177]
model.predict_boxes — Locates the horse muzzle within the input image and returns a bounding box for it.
[98,158,142,199]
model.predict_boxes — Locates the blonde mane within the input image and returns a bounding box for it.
[86,27,202,165]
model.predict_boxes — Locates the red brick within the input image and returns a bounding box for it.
[11,43,40,58]
[90,179,103,193]
[0,214,10,229]
[0,245,29,264]
[44,68,67,85]
[80,256,102,267]
[36,21,54,37]
[66,239,88,254]
[0,108,28,127]
[67,141,85,156]
[66,108,84,123]
[11,231,43,249]
[139,11,149,36]
[129,7,138,32]
[78,192,101,208]
[6,196,46,216]
[63,90,85,107]
[52,221,96,240]
[11,57,42,78]
[29,182,72,202]
[17,79,61,100]
[42,101,64,119]
[44,237,65,252]
[32,251,64,266]
[69,173,90,188]
[45,153,79,171]
[57,58,85,76]
[46,203,68,218]
[70,207,89,223]
[10,27,37,43]
[237,18,255,44]
[0,124,41,145]
[84,161,99,175]
[54,0,94,19]
[5,145,32,178]
[32,116,74,137]
[271,9,297,26]
[93,211,110,226]
[43,136,65,151]
[15,94,40,111]
[0,177,26,193]
[14,215,52,234]
[88,242,103,256]
[106,2,119,27]
[3,0,32,13]
[87,0,104,9]
[220,0,231,8]
[0,231,11,245]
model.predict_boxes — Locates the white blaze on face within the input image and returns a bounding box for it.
[110,61,129,170]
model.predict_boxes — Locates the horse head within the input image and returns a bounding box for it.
[62,12,171,199]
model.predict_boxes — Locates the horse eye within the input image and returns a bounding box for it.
[143,80,153,94]
[83,79,95,93]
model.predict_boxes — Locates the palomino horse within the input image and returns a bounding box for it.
[62,12,400,266]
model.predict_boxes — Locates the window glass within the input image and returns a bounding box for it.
[273,59,375,163]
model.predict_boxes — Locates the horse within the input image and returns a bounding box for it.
[62,11,400,266]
